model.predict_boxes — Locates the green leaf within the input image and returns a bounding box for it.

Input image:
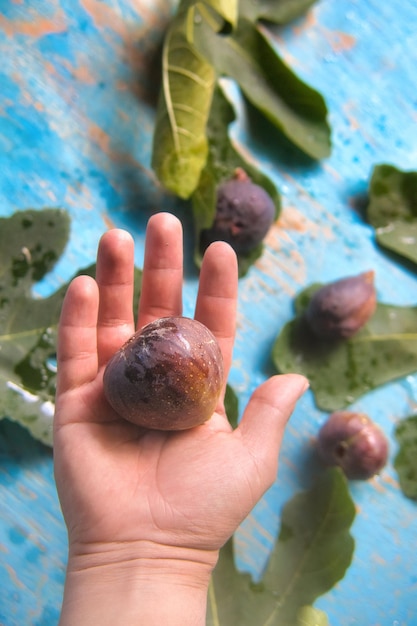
[197,0,238,28]
[208,469,354,625]
[239,0,318,25]
[193,16,331,160]
[207,539,252,625]
[272,284,417,411]
[296,606,329,626]
[192,85,281,277]
[0,209,142,445]
[151,2,218,199]
[0,208,69,292]
[152,0,329,206]
[259,469,355,624]
[224,383,239,428]
[0,208,70,385]
[375,221,417,266]
[0,209,70,444]
[367,164,417,266]
[394,414,417,501]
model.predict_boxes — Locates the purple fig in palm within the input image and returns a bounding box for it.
[103,317,224,430]
[317,411,388,480]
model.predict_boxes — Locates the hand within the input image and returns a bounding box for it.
[54,212,308,625]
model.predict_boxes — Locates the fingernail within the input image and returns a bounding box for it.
[297,375,310,394]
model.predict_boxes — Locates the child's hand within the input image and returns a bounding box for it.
[54,212,308,626]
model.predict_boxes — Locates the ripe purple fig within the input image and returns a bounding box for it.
[305,271,377,339]
[200,168,275,255]
[103,317,224,430]
[317,411,389,480]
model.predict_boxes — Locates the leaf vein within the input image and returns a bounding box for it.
[353,332,417,343]
[171,102,207,120]
[168,63,213,88]
[263,485,344,625]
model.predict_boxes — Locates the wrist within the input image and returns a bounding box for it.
[59,540,219,626]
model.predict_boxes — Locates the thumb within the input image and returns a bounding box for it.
[236,374,309,488]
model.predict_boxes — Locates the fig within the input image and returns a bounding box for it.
[317,411,389,480]
[305,271,377,339]
[200,168,275,255]
[103,316,224,430]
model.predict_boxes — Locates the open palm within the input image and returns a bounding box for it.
[54,213,307,563]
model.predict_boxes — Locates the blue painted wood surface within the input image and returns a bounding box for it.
[1,1,417,624]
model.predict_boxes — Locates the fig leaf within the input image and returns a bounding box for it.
[239,0,318,24]
[224,383,239,428]
[367,164,417,267]
[296,606,329,626]
[193,15,330,161]
[0,209,142,445]
[272,284,417,411]
[152,0,329,200]
[201,0,238,27]
[207,468,354,625]
[394,414,417,501]
[0,209,70,444]
[151,1,220,199]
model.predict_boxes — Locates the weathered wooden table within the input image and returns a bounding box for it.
[1,1,417,624]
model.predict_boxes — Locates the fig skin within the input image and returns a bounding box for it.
[103,316,224,431]
[317,411,389,480]
[305,271,377,340]
[200,168,275,255]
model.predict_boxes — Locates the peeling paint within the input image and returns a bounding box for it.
[0,8,67,38]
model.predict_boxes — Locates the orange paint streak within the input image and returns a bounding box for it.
[343,101,361,131]
[5,564,25,589]
[322,162,343,181]
[281,173,339,230]
[102,213,117,230]
[372,553,387,566]
[80,0,127,37]
[43,60,58,76]
[116,80,130,91]
[256,247,306,291]
[66,61,97,85]
[329,31,356,53]
[381,473,399,489]
[341,100,377,147]
[293,9,317,35]
[87,119,156,182]
[276,206,309,233]
[117,109,130,122]
[10,72,52,115]
[88,121,112,154]
[0,8,66,38]
[72,65,95,84]
[112,0,170,24]
[64,182,95,211]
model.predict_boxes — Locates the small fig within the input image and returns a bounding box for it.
[317,411,389,480]
[103,317,224,430]
[305,271,376,339]
[200,168,275,255]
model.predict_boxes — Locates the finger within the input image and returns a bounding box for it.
[56,275,99,394]
[194,241,238,380]
[137,212,183,329]
[236,374,309,489]
[95,229,136,366]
